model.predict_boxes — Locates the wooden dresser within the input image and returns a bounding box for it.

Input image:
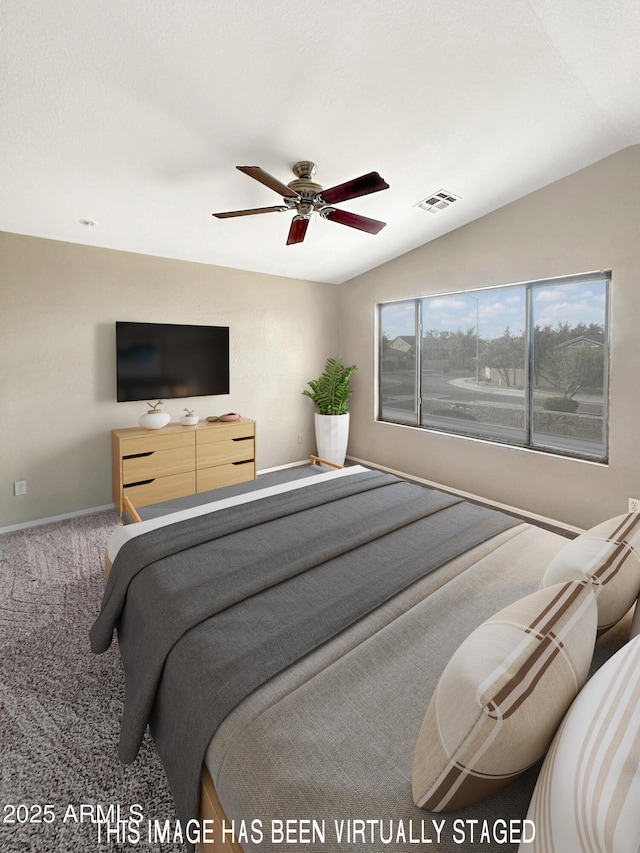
[111,418,256,516]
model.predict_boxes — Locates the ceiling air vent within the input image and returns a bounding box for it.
[415,190,460,213]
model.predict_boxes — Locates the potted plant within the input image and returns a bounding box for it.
[138,400,171,430]
[180,408,200,425]
[302,357,357,466]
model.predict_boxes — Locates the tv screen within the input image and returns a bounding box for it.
[116,321,230,402]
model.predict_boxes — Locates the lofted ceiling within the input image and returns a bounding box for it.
[1,1,639,284]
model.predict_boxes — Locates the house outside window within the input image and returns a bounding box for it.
[378,272,610,461]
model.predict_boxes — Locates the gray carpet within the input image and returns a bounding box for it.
[0,511,183,852]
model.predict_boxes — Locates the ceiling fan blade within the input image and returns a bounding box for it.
[212,205,289,219]
[322,208,386,234]
[237,166,299,199]
[320,171,389,205]
[286,216,309,245]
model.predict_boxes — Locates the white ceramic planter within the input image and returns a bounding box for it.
[138,411,171,430]
[314,412,350,466]
[180,415,199,426]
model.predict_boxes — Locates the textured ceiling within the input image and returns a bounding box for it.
[2,1,639,283]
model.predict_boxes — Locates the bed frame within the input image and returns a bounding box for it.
[105,457,342,852]
[199,765,243,852]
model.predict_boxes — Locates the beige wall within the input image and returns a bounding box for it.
[4,146,639,530]
[337,145,640,529]
[0,233,337,526]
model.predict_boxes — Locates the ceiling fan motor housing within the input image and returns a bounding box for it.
[287,161,324,213]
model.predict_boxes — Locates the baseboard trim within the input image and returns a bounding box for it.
[0,504,116,535]
[2,462,311,534]
[347,455,584,537]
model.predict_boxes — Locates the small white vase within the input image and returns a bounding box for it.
[314,412,350,466]
[180,415,199,426]
[138,411,171,430]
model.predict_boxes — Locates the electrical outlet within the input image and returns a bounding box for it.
[298,433,303,444]
[14,480,27,496]
[629,497,640,513]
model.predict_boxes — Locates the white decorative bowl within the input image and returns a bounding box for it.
[180,415,199,425]
[138,411,171,430]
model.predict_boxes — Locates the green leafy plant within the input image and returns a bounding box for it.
[302,357,357,415]
[543,396,580,413]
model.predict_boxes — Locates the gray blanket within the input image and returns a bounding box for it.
[90,470,519,833]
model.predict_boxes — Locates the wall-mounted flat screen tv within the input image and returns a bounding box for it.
[116,321,230,402]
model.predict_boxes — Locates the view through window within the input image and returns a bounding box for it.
[379,273,609,460]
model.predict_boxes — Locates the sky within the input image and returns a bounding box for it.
[380,279,608,342]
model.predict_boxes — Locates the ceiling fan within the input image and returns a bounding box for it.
[212,161,389,245]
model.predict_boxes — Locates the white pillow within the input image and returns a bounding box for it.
[520,635,640,852]
[541,513,640,632]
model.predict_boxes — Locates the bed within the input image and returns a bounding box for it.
[91,459,639,853]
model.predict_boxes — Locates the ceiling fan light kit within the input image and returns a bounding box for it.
[213,161,389,245]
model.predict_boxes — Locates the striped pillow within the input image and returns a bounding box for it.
[412,581,597,812]
[631,600,640,639]
[541,512,640,633]
[520,635,640,853]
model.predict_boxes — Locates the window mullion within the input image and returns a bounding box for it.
[525,285,534,447]
[416,300,422,425]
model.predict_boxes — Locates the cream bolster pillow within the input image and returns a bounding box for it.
[519,634,640,853]
[541,512,640,633]
[412,581,597,812]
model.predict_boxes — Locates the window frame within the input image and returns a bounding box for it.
[377,271,611,463]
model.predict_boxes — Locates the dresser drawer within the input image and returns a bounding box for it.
[122,471,196,508]
[197,437,255,469]
[122,444,194,484]
[120,430,193,455]
[197,460,255,492]
[196,421,255,444]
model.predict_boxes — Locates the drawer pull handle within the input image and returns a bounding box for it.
[123,451,154,460]
[124,479,155,488]
[232,436,253,442]
[232,460,254,466]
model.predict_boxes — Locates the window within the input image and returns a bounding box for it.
[378,272,610,461]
